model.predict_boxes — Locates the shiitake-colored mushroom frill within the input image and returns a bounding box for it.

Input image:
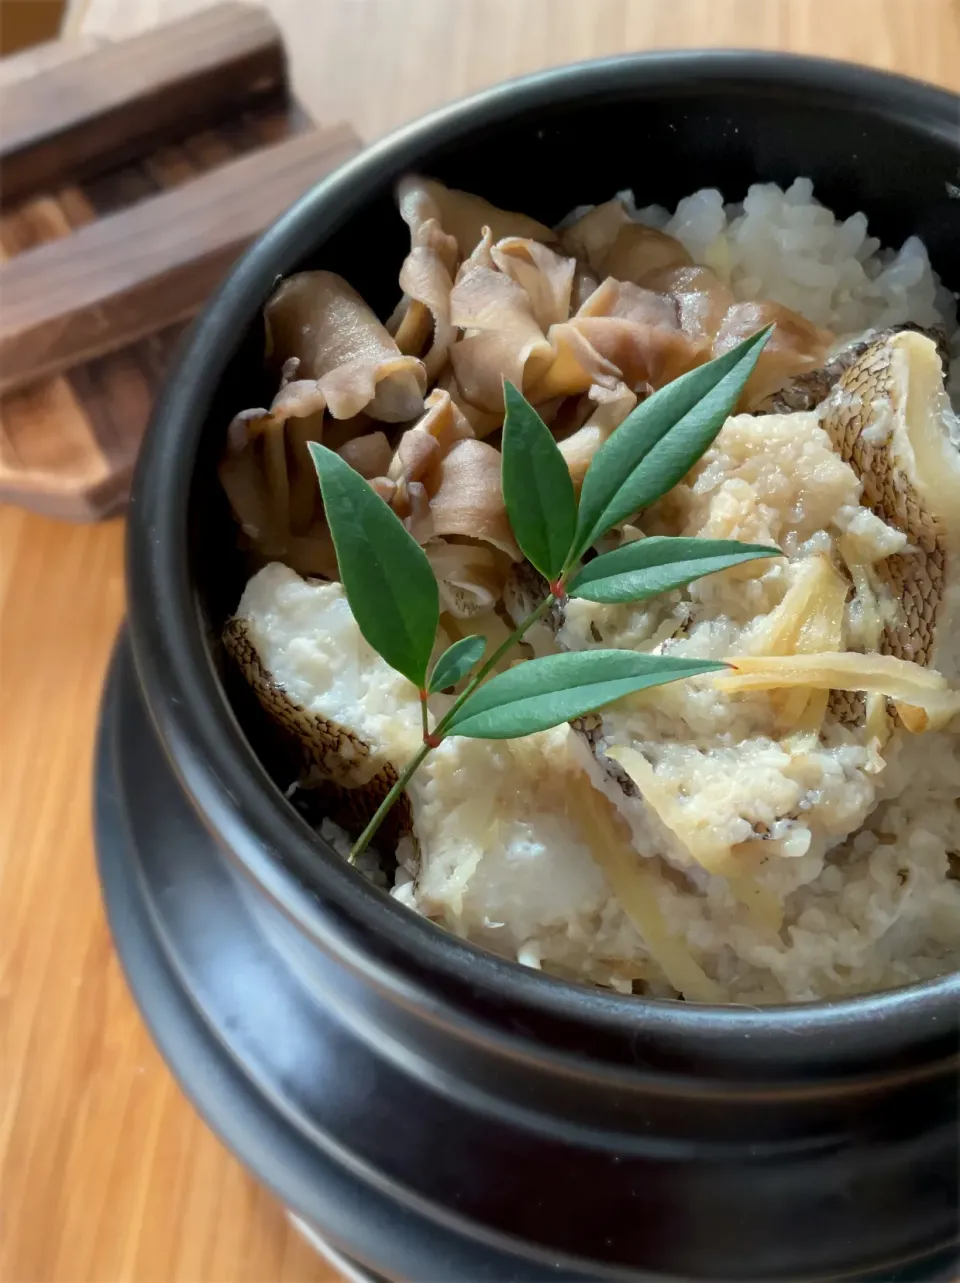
[219,178,834,612]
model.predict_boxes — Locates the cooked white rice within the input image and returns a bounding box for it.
[623,177,958,341]
[436,183,959,1001]
[238,178,960,1005]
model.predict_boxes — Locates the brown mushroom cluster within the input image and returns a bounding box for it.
[219,177,834,617]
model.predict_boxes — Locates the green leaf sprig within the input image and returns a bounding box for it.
[309,325,779,863]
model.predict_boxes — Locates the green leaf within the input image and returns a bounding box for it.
[501,380,577,581]
[568,326,773,564]
[309,443,439,688]
[567,537,782,604]
[445,650,727,740]
[428,635,486,694]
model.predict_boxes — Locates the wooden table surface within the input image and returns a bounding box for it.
[3,2,959,1280]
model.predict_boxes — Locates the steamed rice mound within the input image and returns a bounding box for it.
[224,175,960,1006]
[556,405,960,1001]
[237,387,960,1004]
[424,403,959,1003]
[628,176,956,337]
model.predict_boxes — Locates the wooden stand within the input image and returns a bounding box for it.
[0,3,361,519]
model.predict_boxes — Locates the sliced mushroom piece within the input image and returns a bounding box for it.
[601,222,694,285]
[386,391,473,489]
[712,301,833,410]
[357,389,475,544]
[559,201,692,284]
[571,262,601,313]
[338,431,393,479]
[558,200,630,270]
[425,540,511,619]
[529,313,699,402]
[387,427,442,485]
[397,175,555,261]
[448,231,555,410]
[396,244,457,379]
[389,195,460,367]
[393,479,436,544]
[557,382,638,489]
[641,264,735,346]
[562,316,700,392]
[263,271,428,423]
[527,322,623,401]
[424,437,522,560]
[221,273,428,562]
[575,277,680,329]
[491,237,576,330]
[219,408,338,577]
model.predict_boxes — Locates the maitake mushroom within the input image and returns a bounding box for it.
[219,180,843,597]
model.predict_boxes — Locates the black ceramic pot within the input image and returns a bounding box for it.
[97,51,960,1282]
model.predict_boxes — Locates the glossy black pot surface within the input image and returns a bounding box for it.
[101,52,960,1281]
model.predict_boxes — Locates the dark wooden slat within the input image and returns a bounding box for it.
[0,3,286,207]
[0,124,362,396]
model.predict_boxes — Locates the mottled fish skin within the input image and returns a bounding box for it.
[223,616,412,837]
[819,331,960,726]
[573,713,639,799]
[758,323,950,415]
[503,560,566,635]
[821,336,950,667]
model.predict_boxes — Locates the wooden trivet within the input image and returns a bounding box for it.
[0,3,362,520]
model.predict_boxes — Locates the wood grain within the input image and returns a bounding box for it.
[0,3,286,207]
[4,2,959,1281]
[0,509,331,1283]
[0,91,338,522]
[68,0,960,143]
[0,124,360,396]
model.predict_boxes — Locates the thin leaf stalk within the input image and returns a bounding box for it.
[348,739,433,865]
[434,593,556,736]
[348,593,556,864]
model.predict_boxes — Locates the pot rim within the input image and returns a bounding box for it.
[127,48,960,1062]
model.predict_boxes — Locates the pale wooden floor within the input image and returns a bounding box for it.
[3,1,959,1279]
